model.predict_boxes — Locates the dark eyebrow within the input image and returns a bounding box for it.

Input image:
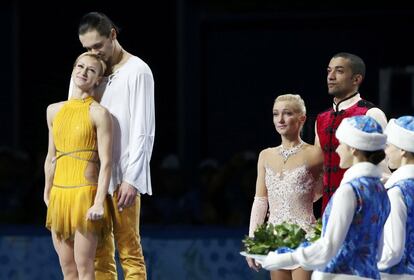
[328,66,345,70]
[83,42,103,50]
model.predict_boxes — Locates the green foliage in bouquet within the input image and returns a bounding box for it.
[242,219,322,255]
[242,223,306,255]
[306,218,322,243]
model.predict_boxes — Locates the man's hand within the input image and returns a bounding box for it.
[117,182,137,211]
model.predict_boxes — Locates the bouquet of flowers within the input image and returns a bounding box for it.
[242,219,322,255]
[305,218,322,243]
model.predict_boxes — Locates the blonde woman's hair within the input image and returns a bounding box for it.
[73,52,107,76]
[274,94,306,115]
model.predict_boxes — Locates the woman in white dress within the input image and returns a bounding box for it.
[246,94,324,280]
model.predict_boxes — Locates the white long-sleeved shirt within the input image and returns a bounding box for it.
[263,162,383,280]
[378,164,414,280]
[69,56,155,195]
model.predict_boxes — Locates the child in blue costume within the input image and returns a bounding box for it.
[262,115,391,279]
[378,116,414,280]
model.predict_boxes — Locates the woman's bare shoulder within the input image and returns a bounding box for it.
[47,101,65,111]
[259,147,277,157]
[303,142,321,152]
[90,102,112,123]
[303,142,324,164]
[90,101,109,114]
[46,101,66,119]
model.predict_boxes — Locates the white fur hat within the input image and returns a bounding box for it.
[336,115,387,151]
[385,116,414,153]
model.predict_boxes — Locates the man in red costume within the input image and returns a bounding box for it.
[315,52,388,212]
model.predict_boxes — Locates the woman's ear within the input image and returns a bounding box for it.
[95,77,102,88]
[350,147,358,156]
[401,149,411,158]
[299,114,306,123]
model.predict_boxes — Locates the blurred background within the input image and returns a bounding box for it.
[1,0,413,279]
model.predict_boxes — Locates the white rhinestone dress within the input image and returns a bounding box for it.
[265,165,319,232]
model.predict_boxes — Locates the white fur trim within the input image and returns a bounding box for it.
[312,271,373,279]
[336,119,387,151]
[385,119,414,153]
[380,273,414,280]
[384,164,414,189]
[341,162,382,185]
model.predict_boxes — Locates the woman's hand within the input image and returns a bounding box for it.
[43,190,50,207]
[246,257,261,272]
[86,204,104,221]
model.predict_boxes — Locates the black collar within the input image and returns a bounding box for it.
[333,92,359,112]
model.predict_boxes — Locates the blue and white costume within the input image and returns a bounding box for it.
[378,116,414,280]
[263,116,391,280]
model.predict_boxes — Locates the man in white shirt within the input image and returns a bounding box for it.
[314,52,389,214]
[74,12,155,279]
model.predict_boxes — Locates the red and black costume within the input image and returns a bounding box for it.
[316,94,375,212]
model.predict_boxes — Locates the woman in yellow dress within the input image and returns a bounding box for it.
[44,52,113,280]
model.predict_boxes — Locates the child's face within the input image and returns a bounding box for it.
[336,142,353,169]
[385,143,402,170]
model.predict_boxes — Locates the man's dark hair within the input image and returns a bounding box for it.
[333,52,366,78]
[78,12,119,37]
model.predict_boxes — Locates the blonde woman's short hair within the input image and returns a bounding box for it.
[274,94,306,115]
[73,52,107,76]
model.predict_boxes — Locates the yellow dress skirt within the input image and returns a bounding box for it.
[46,183,111,241]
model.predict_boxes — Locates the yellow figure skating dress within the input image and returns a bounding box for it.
[46,96,110,241]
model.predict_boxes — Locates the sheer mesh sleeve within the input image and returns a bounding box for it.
[248,196,268,237]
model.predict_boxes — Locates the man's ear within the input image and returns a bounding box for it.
[110,28,117,40]
[352,74,363,85]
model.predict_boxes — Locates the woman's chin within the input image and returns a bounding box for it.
[338,162,349,169]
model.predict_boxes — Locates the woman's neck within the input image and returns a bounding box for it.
[71,87,92,100]
[352,158,366,165]
[280,135,302,148]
